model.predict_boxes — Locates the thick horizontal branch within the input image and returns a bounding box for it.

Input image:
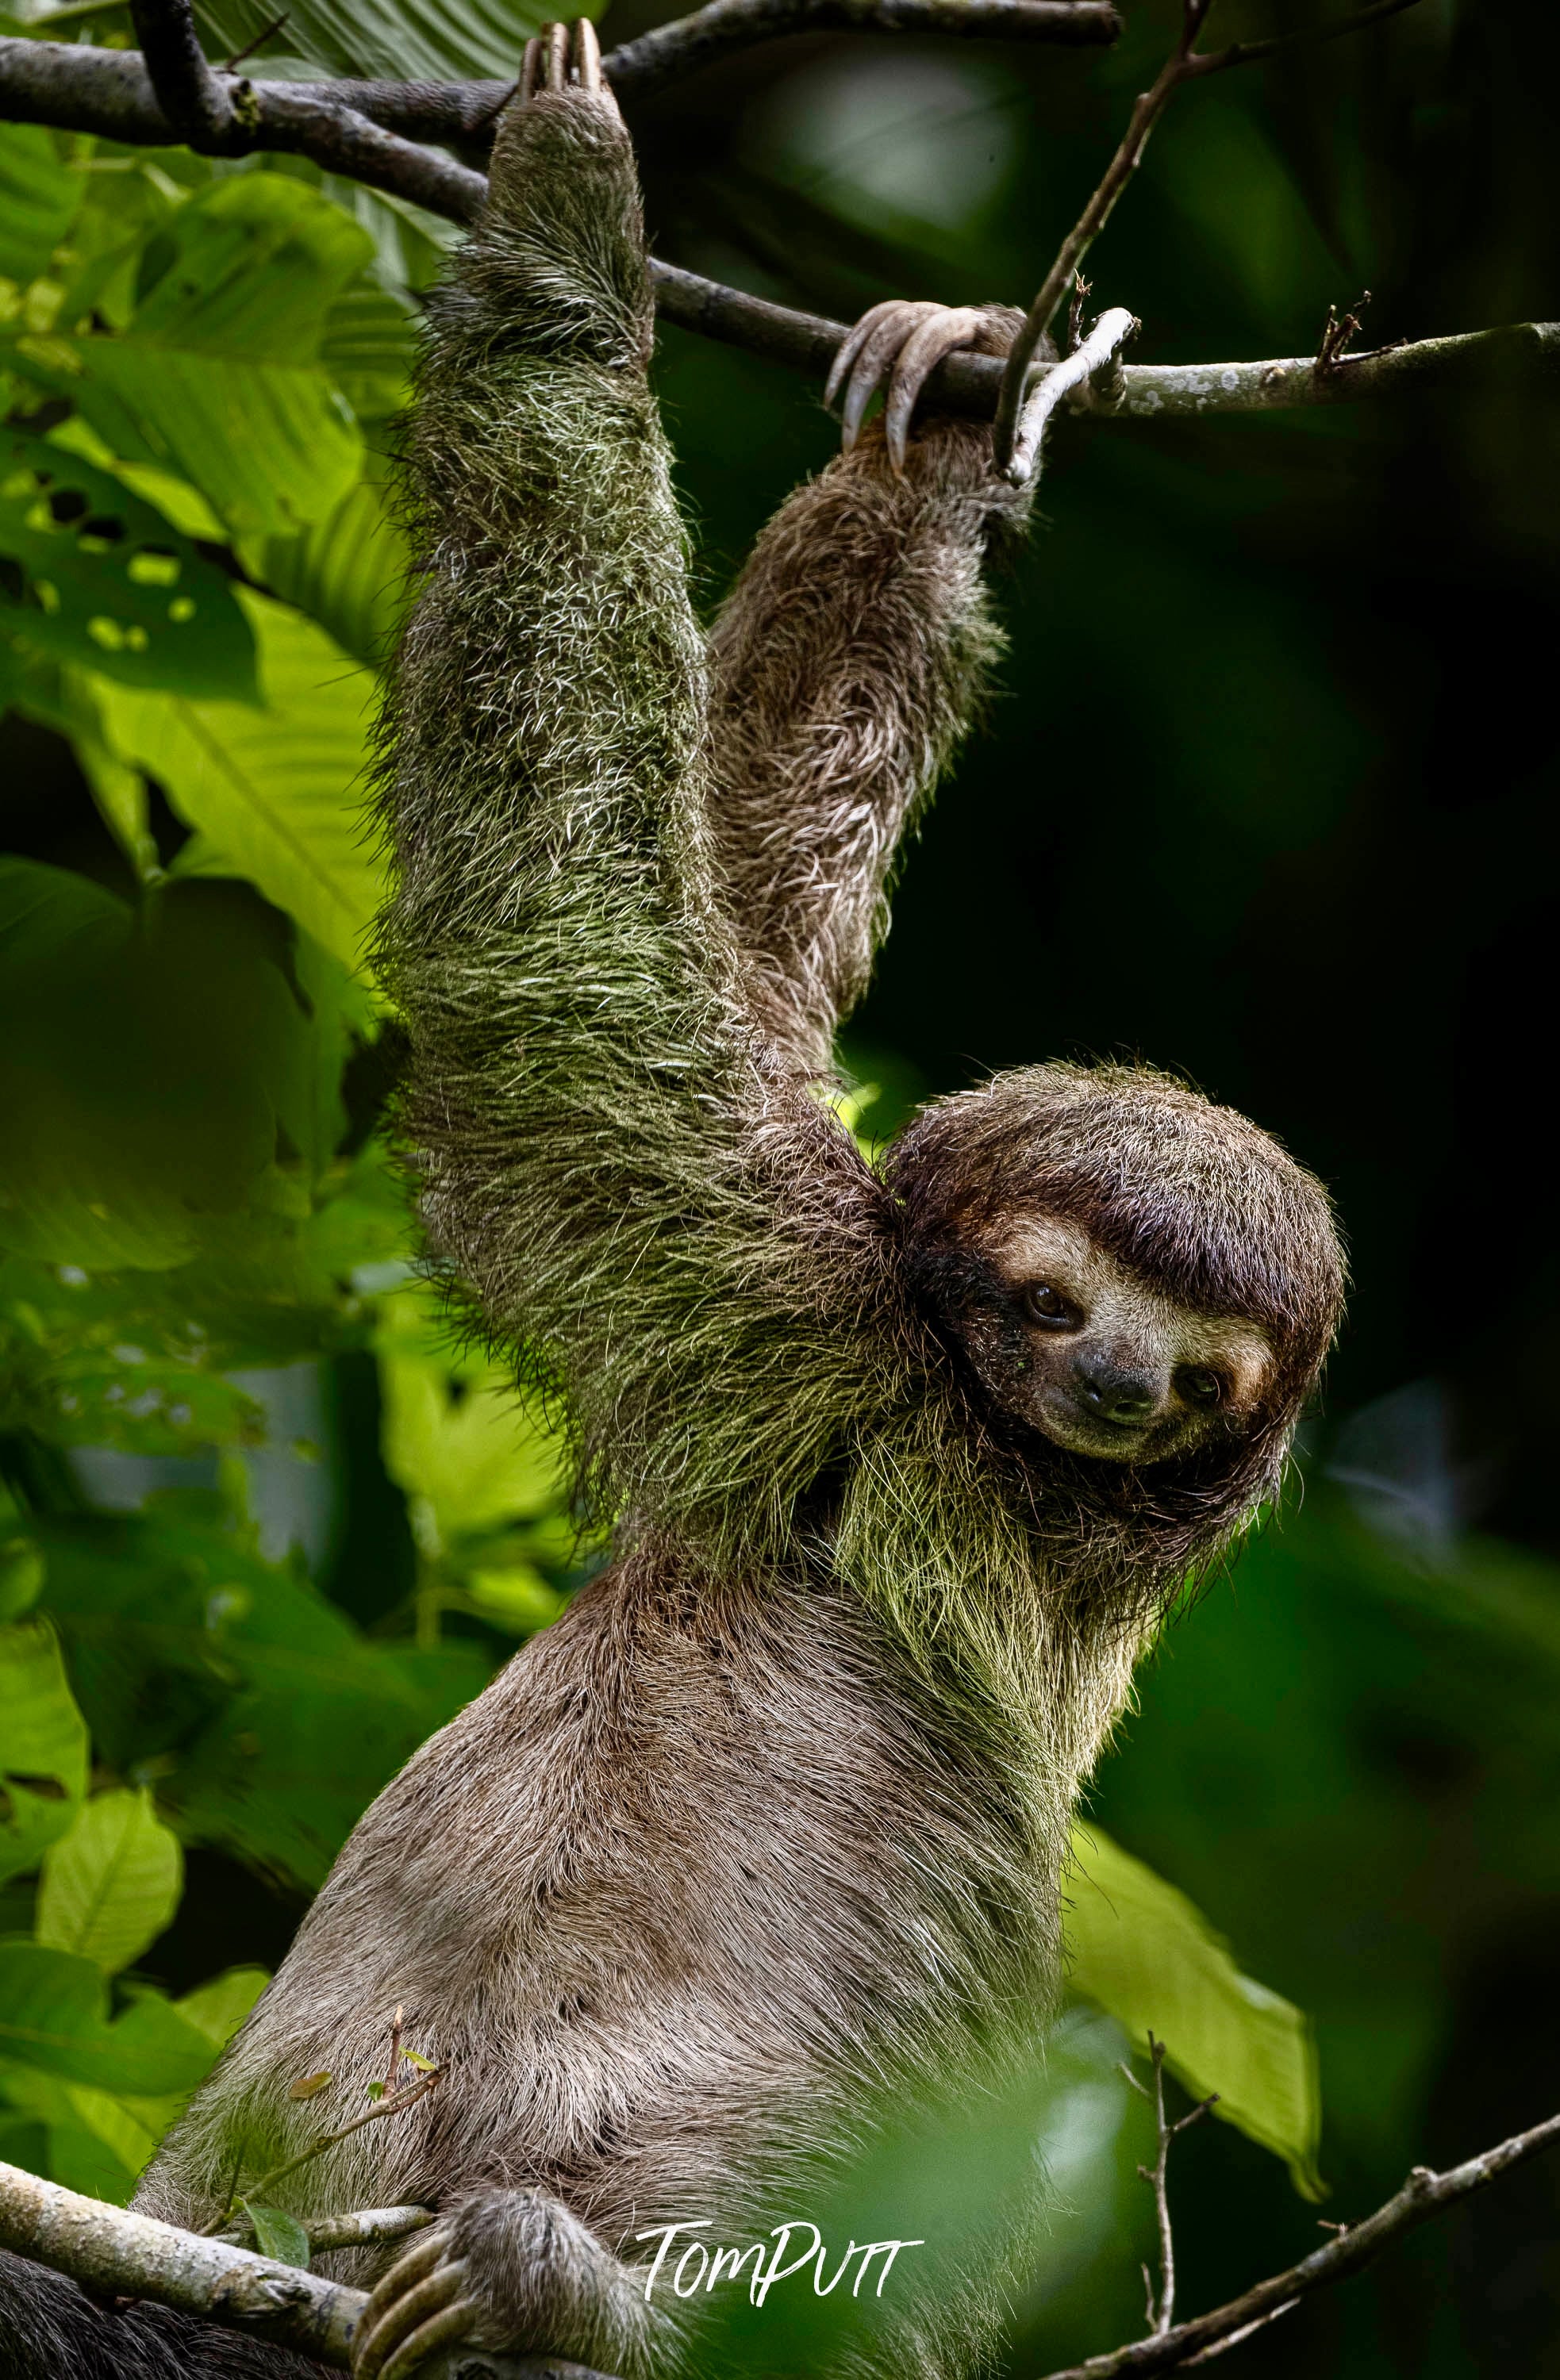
[0,2159,609,2380]
[1036,2107,1560,2380]
[0,34,1554,421]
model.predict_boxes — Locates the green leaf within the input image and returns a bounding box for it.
[37,1787,184,1974]
[90,591,380,968]
[0,1618,88,1884]
[175,1965,269,2048]
[0,125,80,286]
[246,470,408,670]
[196,0,559,85]
[243,2199,312,2267]
[0,1943,215,2094]
[0,860,321,1269]
[319,279,415,424]
[25,178,375,536]
[0,429,257,697]
[379,1293,566,1542]
[0,1537,46,1623]
[1066,1826,1323,2197]
[36,1504,489,1890]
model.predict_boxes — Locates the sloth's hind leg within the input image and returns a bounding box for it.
[351,2187,655,2380]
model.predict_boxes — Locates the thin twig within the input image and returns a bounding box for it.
[1005,301,1136,478]
[219,2204,436,2254]
[990,0,1426,466]
[239,2067,444,2209]
[1033,2106,1560,2380]
[1120,2036,1217,2337]
[222,7,289,73]
[1184,0,1422,80]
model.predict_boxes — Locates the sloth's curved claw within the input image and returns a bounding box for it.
[882,305,989,473]
[836,301,941,451]
[520,19,609,105]
[352,2231,469,2380]
[375,2298,482,2380]
[574,14,602,88]
[824,299,902,414]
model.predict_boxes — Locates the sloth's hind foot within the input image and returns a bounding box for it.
[352,2186,650,2380]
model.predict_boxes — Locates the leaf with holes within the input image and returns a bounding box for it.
[37,1788,185,1975]
[24,178,375,537]
[1,431,256,697]
[0,1618,88,1884]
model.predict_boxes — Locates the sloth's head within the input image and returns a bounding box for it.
[888,1062,1344,1480]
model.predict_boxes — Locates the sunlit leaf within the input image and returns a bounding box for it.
[0,125,79,286]
[0,1943,215,2094]
[175,1966,270,2048]
[37,1787,184,1974]
[21,178,375,536]
[1066,1825,1323,2197]
[91,590,380,969]
[247,470,408,675]
[0,428,257,697]
[0,1617,88,1883]
[378,1291,565,1543]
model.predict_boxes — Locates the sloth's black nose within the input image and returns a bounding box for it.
[1072,1354,1159,1425]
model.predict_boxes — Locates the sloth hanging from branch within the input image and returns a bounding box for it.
[0,13,1354,2376]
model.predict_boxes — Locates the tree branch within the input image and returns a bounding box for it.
[0,34,1554,422]
[989,0,1426,466]
[1033,2107,1560,2380]
[0,2158,609,2378]
[127,0,239,148]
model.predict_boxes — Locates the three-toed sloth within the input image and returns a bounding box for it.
[0,26,1343,2380]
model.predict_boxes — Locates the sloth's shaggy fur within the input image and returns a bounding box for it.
[0,78,1343,2380]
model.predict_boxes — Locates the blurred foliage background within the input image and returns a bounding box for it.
[1,0,1558,2369]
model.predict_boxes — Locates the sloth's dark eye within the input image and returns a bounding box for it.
[1024,1283,1079,1327]
[1179,1366,1224,1407]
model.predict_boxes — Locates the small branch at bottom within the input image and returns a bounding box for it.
[1033,2106,1560,2380]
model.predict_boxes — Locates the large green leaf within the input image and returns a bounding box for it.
[26,178,374,536]
[37,1502,488,1889]
[1,428,256,697]
[320,280,415,425]
[92,590,381,969]
[37,1788,184,1975]
[0,1943,215,2094]
[248,471,409,671]
[0,125,79,286]
[195,0,558,86]
[0,1618,88,1885]
[378,1289,564,1544]
[1066,1826,1323,2197]
[0,860,318,1269]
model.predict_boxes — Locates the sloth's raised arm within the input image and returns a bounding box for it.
[705,332,1032,1081]
[377,60,899,1564]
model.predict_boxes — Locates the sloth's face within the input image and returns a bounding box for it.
[959,1213,1275,1465]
